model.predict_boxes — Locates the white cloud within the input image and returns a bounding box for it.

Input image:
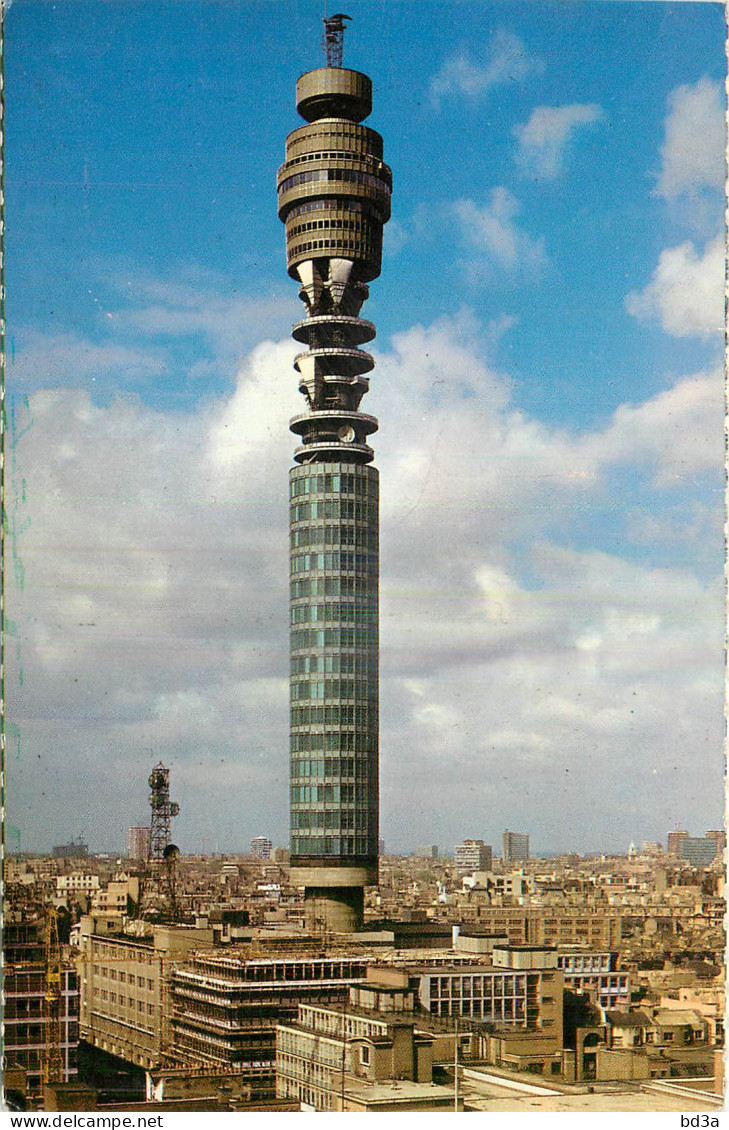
[8,328,167,394]
[514,103,603,179]
[584,368,723,486]
[451,189,546,272]
[655,77,725,200]
[625,236,724,340]
[430,31,540,109]
[6,311,723,854]
[115,278,296,360]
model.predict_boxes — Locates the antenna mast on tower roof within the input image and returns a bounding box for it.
[322,12,351,68]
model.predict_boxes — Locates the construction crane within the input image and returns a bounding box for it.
[42,907,64,1086]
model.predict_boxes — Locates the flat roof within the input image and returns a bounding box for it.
[346,1080,454,1103]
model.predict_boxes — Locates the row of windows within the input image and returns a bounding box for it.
[290,471,377,497]
[291,499,375,523]
[98,969,154,989]
[291,756,362,777]
[292,814,365,833]
[291,836,372,856]
[98,990,155,1015]
[279,167,391,196]
[291,731,377,752]
[430,974,527,996]
[288,216,373,241]
[290,791,361,813]
[6,1022,80,1045]
[291,704,378,728]
[98,990,154,1013]
[283,148,382,169]
[297,1006,387,1040]
[559,955,613,972]
[287,121,382,154]
[289,235,378,258]
[291,679,374,701]
[288,795,361,822]
[291,602,377,626]
[286,197,385,224]
[290,577,375,601]
[7,972,78,994]
[290,626,377,650]
[291,526,377,550]
[291,551,376,575]
[291,653,376,675]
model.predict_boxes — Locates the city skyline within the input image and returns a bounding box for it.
[6,1,724,856]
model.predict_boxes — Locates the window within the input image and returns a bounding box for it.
[360,1045,370,1066]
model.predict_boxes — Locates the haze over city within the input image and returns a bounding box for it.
[6,0,724,856]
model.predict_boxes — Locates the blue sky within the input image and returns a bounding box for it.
[6,1,725,856]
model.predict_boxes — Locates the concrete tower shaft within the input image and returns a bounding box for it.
[280,44,390,933]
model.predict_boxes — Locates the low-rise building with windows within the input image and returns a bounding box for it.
[276,967,456,1112]
[557,949,630,1011]
[78,916,213,1070]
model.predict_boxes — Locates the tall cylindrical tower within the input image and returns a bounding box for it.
[279,21,391,932]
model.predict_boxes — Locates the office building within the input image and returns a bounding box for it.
[416,945,563,1033]
[503,831,530,866]
[78,915,213,1069]
[52,841,89,860]
[557,950,630,1011]
[251,836,273,860]
[279,15,391,931]
[276,967,455,1111]
[56,873,100,896]
[172,952,369,1094]
[457,904,623,949]
[455,839,492,874]
[678,837,718,867]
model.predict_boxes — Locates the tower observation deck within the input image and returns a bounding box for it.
[278,17,391,932]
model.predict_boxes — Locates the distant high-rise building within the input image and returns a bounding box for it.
[677,837,718,867]
[127,825,151,861]
[455,840,492,873]
[667,829,689,856]
[52,840,88,859]
[279,16,391,932]
[251,836,273,860]
[503,831,529,866]
[706,829,726,853]
[415,845,439,859]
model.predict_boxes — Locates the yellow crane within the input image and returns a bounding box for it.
[42,908,64,1086]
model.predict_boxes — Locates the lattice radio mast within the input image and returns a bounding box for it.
[137,761,181,921]
[322,12,351,68]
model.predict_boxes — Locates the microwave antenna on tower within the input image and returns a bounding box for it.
[137,761,181,921]
[322,12,351,68]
